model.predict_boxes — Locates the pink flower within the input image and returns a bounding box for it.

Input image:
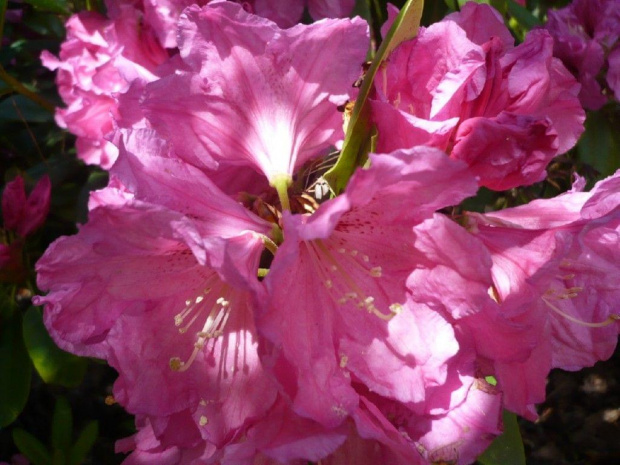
[35,129,278,448]
[463,173,620,417]
[258,148,477,427]
[2,175,51,237]
[371,2,584,190]
[141,2,368,184]
[41,7,168,168]
[545,0,620,109]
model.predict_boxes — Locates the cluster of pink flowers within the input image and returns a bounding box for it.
[36,1,620,464]
[544,0,620,110]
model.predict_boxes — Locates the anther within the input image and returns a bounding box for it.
[171,290,233,373]
[199,416,209,426]
[169,357,183,371]
[389,303,403,314]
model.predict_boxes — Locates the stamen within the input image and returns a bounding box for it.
[170,289,233,372]
[175,288,212,328]
[312,241,398,321]
[389,303,403,314]
[199,416,209,426]
[542,296,620,328]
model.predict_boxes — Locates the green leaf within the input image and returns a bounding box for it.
[507,0,542,29]
[577,110,620,178]
[444,0,459,11]
[20,13,66,38]
[0,95,54,123]
[478,410,526,465]
[22,307,87,388]
[13,428,52,465]
[352,0,372,22]
[51,449,67,465]
[22,0,71,14]
[68,421,99,465]
[0,313,32,427]
[51,396,73,453]
[324,0,425,194]
[490,0,508,15]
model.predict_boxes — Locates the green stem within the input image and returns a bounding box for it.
[0,65,56,113]
[271,175,292,211]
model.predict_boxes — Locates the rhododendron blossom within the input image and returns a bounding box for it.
[408,173,620,419]
[545,0,620,109]
[41,6,168,167]
[35,128,283,452]
[141,2,368,186]
[370,2,584,190]
[467,172,620,368]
